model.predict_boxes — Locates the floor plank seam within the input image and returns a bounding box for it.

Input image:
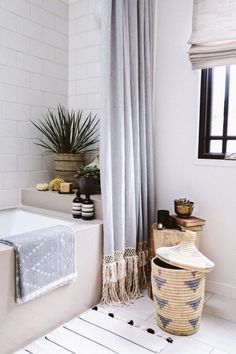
[78,315,162,353]
[63,325,118,353]
[45,336,75,354]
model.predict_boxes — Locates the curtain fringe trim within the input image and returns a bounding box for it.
[101,244,149,305]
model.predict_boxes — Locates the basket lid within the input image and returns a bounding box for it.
[156,230,214,272]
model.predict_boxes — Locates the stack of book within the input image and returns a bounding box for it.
[171,215,205,232]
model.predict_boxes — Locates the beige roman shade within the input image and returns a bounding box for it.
[189,0,236,69]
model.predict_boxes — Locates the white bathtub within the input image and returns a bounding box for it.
[0,209,75,237]
[0,207,103,354]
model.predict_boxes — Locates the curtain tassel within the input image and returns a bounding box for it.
[116,260,129,303]
[101,262,120,305]
[125,255,141,298]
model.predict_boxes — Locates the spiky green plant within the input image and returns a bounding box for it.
[32,104,99,154]
[75,165,100,179]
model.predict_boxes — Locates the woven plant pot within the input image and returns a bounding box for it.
[54,153,85,182]
[152,257,205,336]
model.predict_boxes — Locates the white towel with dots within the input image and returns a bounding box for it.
[0,225,77,303]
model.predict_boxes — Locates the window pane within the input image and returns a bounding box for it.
[210,66,226,136]
[210,140,222,153]
[227,65,236,135]
[227,140,236,153]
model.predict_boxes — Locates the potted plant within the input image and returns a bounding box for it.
[32,104,99,182]
[174,198,194,218]
[75,165,100,195]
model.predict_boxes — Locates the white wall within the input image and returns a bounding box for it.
[0,0,68,207]
[68,0,101,116]
[155,0,236,298]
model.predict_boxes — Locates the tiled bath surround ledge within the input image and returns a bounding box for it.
[21,187,103,219]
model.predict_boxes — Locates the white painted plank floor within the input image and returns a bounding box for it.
[15,292,236,354]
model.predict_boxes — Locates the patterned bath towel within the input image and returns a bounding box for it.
[0,225,77,303]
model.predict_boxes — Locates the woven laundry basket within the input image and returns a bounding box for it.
[151,230,214,336]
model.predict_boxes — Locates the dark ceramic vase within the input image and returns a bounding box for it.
[76,176,100,195]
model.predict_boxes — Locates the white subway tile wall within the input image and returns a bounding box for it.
[0,0,101,207]
[68,0,101,118]
[0,0,68,207]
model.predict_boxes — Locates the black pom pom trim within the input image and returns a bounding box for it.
[128,320,134,326]
[166,337,173,343]
[147,328,155,334]
[108,313,114,318]
[92,306,98,311]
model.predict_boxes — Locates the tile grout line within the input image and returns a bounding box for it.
[203,311,236,326]
[145,312,156,322]
[204,293,215,305]
[189,337,214,352]
[189,335,227,352]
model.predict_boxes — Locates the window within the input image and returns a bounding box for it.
[199,65,236,160]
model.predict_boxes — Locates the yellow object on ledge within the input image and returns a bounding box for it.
[60,182,73,194]
[49,178,65,191]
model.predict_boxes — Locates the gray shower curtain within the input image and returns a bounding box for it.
[100,0,155,304]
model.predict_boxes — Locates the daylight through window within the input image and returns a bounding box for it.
[199,65,236,159]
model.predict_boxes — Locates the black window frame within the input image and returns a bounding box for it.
[198,66,236,160]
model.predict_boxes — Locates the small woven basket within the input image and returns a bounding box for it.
[152,257,205,336]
